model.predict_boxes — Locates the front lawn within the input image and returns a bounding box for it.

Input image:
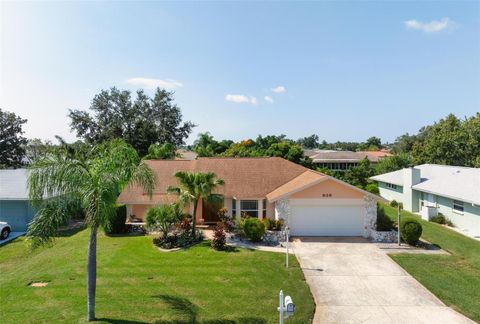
[382,204,480,322]
[0,230,314,323]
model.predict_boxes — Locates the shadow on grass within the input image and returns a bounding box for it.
[56,223,86,238]
[152,294,198,323]
[95,318,147,324]
[151,294,267,324]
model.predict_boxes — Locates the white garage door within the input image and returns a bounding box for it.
[289,204,364,236]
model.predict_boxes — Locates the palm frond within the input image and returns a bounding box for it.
[26,196,81,248]
[130,162,156,198]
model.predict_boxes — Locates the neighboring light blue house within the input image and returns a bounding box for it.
[0,169,36,232]
[371,164,480,239]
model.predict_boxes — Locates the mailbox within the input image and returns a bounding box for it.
[284,295,295,313]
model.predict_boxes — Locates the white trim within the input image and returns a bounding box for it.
[0,198,31,201]
[268,176,329,202]
[289,198,365,207]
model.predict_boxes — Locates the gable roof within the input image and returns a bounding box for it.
[307,150,391,163]
[266,170,327,201]
[268,169,383,202]
[371,164,480,205]
[0,169,29,200]
[118,157,308,204]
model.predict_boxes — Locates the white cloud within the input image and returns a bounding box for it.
[271,85,286,93]
[264,95,274,104]
[225,94,257,105]
[404,18,455,33]
[125,77,183,89]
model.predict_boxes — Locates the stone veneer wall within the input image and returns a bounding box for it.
[370,230,398,243]
[263,230,287,245]
[275,199,291,223]
[363,196,377,238]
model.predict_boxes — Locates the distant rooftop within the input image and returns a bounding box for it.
[175,149,198,160]
[305,149,392,163]
[0,169,29,200]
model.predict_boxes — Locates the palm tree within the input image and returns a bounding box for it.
[167,172,224,235]
[27,140,156,321]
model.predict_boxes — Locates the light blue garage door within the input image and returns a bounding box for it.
[0,200,36,232]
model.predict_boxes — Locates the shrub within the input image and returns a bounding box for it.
[104,205,127,234]
[153,229,204,250]
[430,214,446,224]
[217,207,235,232]
[365,183,379,194]
[430,213,454,227]
[243,218,265,242]
[376,205,394,231]
[211,225,227,250]
[390,200,403,210]
[146,203,184,234]
[176,217,192,232]
[400,217,422,245]
[263,218,284,231]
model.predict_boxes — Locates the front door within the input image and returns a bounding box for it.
[202,198,223,224]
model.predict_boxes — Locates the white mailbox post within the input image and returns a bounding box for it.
[278,290,295,324]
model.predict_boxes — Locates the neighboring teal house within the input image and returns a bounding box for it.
[0,169,36,232]
[371,164,480,239]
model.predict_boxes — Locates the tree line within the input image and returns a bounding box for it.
[1,87,479,173]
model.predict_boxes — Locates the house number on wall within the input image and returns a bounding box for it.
[322,193,332,198]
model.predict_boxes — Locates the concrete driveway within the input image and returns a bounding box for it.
[293,237,474,324]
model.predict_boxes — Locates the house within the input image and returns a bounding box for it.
[0,169,36,232]
[118,157,382,237]
[305,150,392,171]
[175,149,198,160]
[371,164,480,238]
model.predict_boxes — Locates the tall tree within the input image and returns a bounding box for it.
[69,88,195,156]
[193,132,232,157]
[27,140,156,321]
[391,133,418,154]
[412,114,470,166]
[0,109,28,168]
[297,134,319,149]
[359,136,382,151]
[375,153,413,175]
[167,172,224,235]
[24,138,53,164]
[143,143,177,160]
[462,112,480,167]
[343,157,375,188]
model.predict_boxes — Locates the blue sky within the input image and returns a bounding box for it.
[1,1,479,145]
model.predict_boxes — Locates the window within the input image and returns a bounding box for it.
[232,199,237,216]
[262,199,267,218]
[453,200,464,213]
[241,200,258,218]
[386,183,398,190]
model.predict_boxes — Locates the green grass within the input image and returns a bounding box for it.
[382,204,480,322]
[0,230,314,323]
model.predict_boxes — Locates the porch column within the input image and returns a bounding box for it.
[236,199,241,221]
[258,199,263,220]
